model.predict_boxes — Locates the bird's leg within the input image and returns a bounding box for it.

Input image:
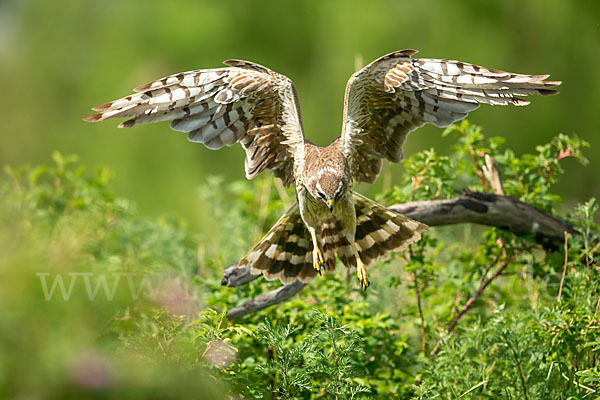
[353,243,370,290]
[308,226,325,274]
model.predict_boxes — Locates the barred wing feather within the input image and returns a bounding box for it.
[84,61,305,186]
[342,49,561,183]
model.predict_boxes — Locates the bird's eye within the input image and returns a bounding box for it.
[316,191,325,200]
[334,189,343,201]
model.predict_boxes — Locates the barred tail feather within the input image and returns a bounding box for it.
[236,194,426,285]
[237,203,320,284]
[347,192,427,266]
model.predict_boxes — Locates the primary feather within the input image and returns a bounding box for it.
[342,49,561,183]
[84,62,305,186]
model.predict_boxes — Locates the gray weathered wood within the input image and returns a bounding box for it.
[225,280,307,319]
[221,263,261,287]
[388,190,576,248]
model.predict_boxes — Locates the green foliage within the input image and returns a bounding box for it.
[244,312,370,399]
[1,121,598,399]
[383,120,589,209]
[0,153,226,399]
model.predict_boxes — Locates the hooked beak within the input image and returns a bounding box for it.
[327,199,334,213]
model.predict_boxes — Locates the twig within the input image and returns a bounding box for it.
[561,372,596,393]
[413,270,427,355]
[201,311,226,358]
[557,231,568,303]
[480,252,502,284]
[450,259,510,334]
[482,154,504,196]
[506,336,530,400]
[466,145,488,191]
[430,258,511,357]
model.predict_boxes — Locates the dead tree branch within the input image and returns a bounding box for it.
[388,190,577,249]
[225,281,306,319]
[221,263,260,287]
[223,191,578,319]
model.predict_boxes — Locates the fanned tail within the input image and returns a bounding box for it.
[237,203,330,284]
[336,192,427,268]
[236,193,426,285]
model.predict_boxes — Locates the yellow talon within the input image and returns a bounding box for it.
[309,227,325,274]
[356,258,370,290]
[354,244,369,290]
[313,247,325,274]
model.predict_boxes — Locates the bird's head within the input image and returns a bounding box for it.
[307,166,349,213]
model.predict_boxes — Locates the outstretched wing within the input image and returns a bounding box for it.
[84,60,305,186]
[341,49,561,183]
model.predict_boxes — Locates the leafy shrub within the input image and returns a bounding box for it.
[0,122,597,399]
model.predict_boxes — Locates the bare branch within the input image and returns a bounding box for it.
[226,280,306,319]
[223,191,579,319]
[413,270,427,355]
[388,191,577,248]
[557,231,569,303]
[482,154,504,196]
[221,263,261,287]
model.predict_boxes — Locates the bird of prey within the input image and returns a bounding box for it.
[84,49,560,290]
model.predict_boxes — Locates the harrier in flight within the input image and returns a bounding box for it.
[85,49,560,290]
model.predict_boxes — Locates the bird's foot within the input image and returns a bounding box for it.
[356,257,370,291]
[312,248,325,275]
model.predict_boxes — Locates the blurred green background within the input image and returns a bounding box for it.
[1,2,599,397]
[1,0,598,234]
